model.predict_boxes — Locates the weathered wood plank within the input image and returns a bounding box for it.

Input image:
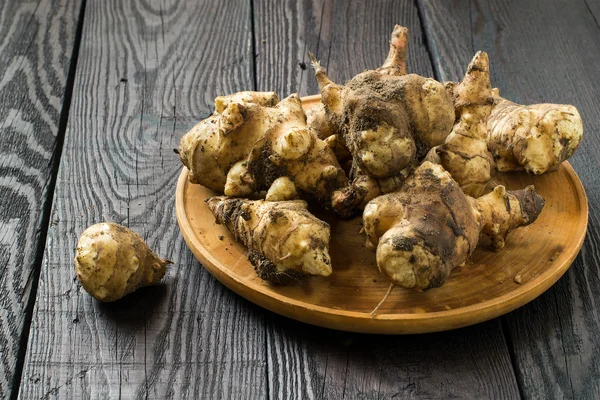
[0,0,83,396]
[419,0,600,398]
[254,0,435,96]
[254,1,520,398]
[19,0,267,398]
[266,315,520,399]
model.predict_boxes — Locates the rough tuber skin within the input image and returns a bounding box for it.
[207,197,332,284]
[469,184,545,251]
[362,162,544,291]
[427,51,495,198]
[310,25,455,212]
[179,91,279,192]
[179,91,353,216]
[310,25,454,178]
[74,223,171,302]
[486,89,583,174]
[307,103,339,140]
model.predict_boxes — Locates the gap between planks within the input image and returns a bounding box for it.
[10,1,88,399]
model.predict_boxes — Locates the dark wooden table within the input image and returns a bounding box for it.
[2,0,599,398]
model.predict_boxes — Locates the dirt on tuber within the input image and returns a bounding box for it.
[207,197,332,284]
[310,25,455,212]
[362,162,544,291]
[179,91,355,217]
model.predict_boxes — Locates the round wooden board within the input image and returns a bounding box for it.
[175,95,588,334]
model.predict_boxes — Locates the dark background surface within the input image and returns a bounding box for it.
[1,0,599,398]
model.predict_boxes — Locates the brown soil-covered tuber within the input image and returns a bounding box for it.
[207,196,332,284]
[310,25,455,211]
[362,162,544,291]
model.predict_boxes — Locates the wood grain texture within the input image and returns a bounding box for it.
[0,0,82,396]
[19,0,268,398]
[419,0,600,398]
[265,314,520,399]
[254,0,435,97]
[254,1,520,398]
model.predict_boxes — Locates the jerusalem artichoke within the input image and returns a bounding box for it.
[362,162,544,290]
[179,92,351,215]
[310,25,454,180]
[310,25,455,212]
[74,223,171,302]
[427,51,495,197]
[487,90,583,174]
[207,197,332,284]
[307,103,339,140]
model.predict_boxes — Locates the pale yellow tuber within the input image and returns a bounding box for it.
[487,89,583,174]
[179,92,353,216]
[74,223,171,302]
[427,51,495,197]
[207,197,332,284]
[363,162,544,291]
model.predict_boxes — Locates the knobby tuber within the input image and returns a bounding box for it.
[179,91,352,216]
[306,103,339,140]
[437,60,583,176]
[487,89,583,174]
[310,25,455,211]
[172,23,570,296]
[362,162,544,291]
[74,223,171,302]
[427,51,495,197]
[207,197,332,284]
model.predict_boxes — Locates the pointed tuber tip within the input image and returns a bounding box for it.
[466,51,490,74]
[513,185,545,225]
[206,196,226,214]
[308,51,323,72]
[391,24,409,38]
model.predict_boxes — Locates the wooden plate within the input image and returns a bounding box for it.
[175,95,588,334]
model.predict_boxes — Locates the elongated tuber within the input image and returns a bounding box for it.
[74,223,171,302]
[487,89,583,174]
[362,162,544,290]
[179,92,352,215]
[427,51,495,197]
[207,197,332,284]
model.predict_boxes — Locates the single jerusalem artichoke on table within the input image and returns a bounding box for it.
[74,223,171,302]
[207,197,332,284]
[362,162,544,291]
